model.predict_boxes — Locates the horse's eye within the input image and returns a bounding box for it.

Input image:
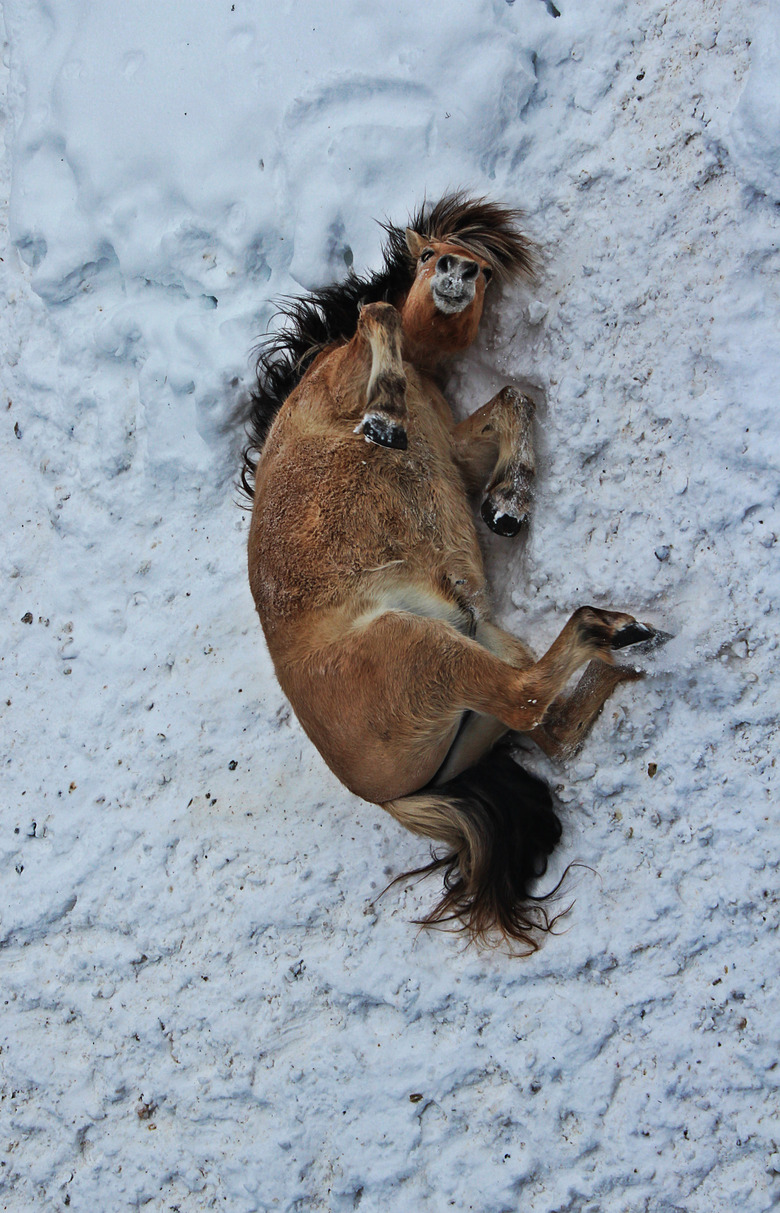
[483,266,493,283]
[419,248,435,263]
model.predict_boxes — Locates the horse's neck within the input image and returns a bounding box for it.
[400,331,449,377]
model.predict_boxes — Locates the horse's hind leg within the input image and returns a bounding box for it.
[533,661,643,759]
[332,606,652,799]
[452,386,535,536]
[436,619,645,780]
[433,620,535,782]
[354,302,409,450]
[432,711,508,785]
[475,619,644,760]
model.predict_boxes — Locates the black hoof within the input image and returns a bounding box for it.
[359,415,408,450]
[481,497,527,537]
[631,627,673,651]
[611,621,656,650]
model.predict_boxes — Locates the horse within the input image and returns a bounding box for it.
[241,194,655,951]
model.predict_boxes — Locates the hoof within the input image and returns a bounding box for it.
[610,621,656,650]
[624,626,673,651]
[576,608,662,657]
[481,497,527,537]
[358,414,408,450]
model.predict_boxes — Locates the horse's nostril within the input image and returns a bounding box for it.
[437,255,452,274]
[462,261,479,281]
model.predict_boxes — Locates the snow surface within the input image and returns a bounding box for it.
[1,1,779,1210]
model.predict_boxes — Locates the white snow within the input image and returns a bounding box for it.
[1,1,778,1210]
[729,6,780,201]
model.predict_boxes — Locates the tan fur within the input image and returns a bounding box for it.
[249,293,646,804]
[245,203,655,947]
[400,238,489,367]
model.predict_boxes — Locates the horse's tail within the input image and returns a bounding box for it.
[382,748,564,952]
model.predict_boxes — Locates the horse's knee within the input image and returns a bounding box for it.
[357,299,402,334]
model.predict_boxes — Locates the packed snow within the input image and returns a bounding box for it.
[1,1,778,1210]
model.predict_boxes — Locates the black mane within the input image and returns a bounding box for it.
[239,193,535,499]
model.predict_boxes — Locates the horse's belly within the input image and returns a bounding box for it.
[249,424,485,625]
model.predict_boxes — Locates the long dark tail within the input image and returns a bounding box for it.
[383,749,563,953]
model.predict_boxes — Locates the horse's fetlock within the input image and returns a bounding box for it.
[498,465,534,505]
[367,371,407,415]
[573,607,615,652]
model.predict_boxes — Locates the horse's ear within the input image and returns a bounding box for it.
[405,228,427,259]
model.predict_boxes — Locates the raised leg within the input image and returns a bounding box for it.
[353,302,409,450]
[436,617,648,780]
[451,386,536,536]
[477,617,651,758]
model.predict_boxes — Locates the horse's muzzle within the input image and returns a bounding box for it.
[432,284,475,315]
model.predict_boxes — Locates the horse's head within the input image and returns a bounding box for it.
[400,229,494,361]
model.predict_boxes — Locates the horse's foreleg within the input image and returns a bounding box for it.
[452,386,535,537]
[353,302,409,450]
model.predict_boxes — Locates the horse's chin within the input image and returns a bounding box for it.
[432,288,474,316]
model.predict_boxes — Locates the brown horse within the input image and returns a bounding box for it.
[242,194,655,951]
